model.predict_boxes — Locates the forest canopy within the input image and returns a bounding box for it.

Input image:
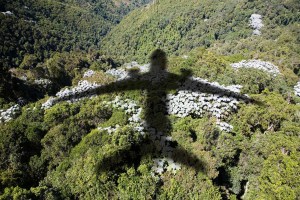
[0,0,300,199]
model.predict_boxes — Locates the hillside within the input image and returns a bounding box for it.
[0,0,151,103]
[0,0,151,69]
[0,0,300,199]
[102,0,300,74]
[1,48,300,199]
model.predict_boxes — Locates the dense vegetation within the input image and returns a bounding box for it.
[0,0,300,199]
[0,0,151,69]
[1,48,299,199]
[102,0,300,74]
[0,0,150,103]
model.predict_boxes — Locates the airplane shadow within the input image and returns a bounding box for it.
[57,49,261,175]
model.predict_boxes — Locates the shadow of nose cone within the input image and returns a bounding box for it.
[150,49,167,73]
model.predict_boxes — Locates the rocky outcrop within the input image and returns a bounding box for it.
[152,157,181,175]
[165,77,244,132]
[294,81,300,97]
[34,79,52,88]
[230,60,280,75]
[105,68,128,80]
[55,80,100,99]
[249,14,263,35]
[83,70,95,78]
[42,80,101,109]
[106,62,150,80]
[1,11,14,16]
[0,105,21,123]
[166,78,241,118]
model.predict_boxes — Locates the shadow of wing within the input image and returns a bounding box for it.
[183,78,262,104]
[54,76,146,102]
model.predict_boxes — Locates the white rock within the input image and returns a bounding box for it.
[249,14,263,35]
[83,69,95,78]
[42,80,102,109]
[24,19,36,23]
[34,79,52,87]
[216,120,233,132]
[253,29,261,35]
[294,81,300,97]
[1,11,13,15]
[230,60,280,75]
[0,105,21,123]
